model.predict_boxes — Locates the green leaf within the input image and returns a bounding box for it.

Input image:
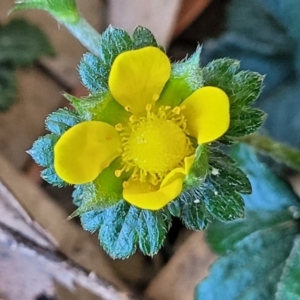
[200,147,249,221]
[13,0,80,24]
[0,66,17,111]
[137,209,171,256]
[202,58,265,143]
[232,144,299,211]
[78,53,109,93]
[158,47,203,107]
[224,108,266,139]
[277,236,300,300]
[80,209,103,233]
[195,145,300,300]
[170,146,250,228]
[98,201,139,259]
[40,166,67,187]
[28,134,59,167]
[0,19,55,67]
[196,210,300,300]
[45,108,80,135]
[28,134,67,187]
[132,26,158,49]
[174,195,211,230]
[80,201,172,259]
[98,26,133,66]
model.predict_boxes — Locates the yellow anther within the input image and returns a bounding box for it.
[125,105,131,112]
[180,105,186,110]
[129,115,137,123]
[115,123,123,131]
[172,106,181,115]
[123,181,129,188]
[153,93,159,101]
[131,174,139,181]
[146,103,152,111]
[115,170,122,177]
[117,148,123,154]
[149,184,156,191]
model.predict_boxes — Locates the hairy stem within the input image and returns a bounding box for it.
[241,133,300,172]
[64,16,101,56]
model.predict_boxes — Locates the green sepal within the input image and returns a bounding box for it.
[45,108,81,135]
[203,58,265,143]
[171,196,211,230]
[208,147,252,195]
[40,166,67,187]
[70,158,126,217]
[185,144,208,187]
[66,92,129,125]
[28,134,67,187]
[0,66,17,111]
[223,107,266,142]
[98,26,133,67]
[78,53,109,94]
[0,19,55,67]
[200,147,249,221]
[28,134,59,167]
[137,208,171,256]
[80,201,172,259]
[72,184,84,207]
[132,26,158,49]
[13,0,80,24]
[168,146,249,227]
[158,46,203,107]
[203,59,264,106]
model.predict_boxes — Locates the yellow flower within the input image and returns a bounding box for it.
[54,46,230,210]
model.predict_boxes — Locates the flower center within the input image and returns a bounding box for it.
[129,118,187,172]
[115,105,194,185]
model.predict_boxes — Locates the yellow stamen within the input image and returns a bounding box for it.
[123,181,129,188]
[117,105,195,185]
[115,170,122,177]
[129,115,137,123]
[115,123,123,131]
[172,106,181,115]
[153,93,159,101]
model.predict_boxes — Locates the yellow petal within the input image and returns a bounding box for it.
[181,86,230,144]
[123,155,195,210]
[109,46,171,115]
[54,121,121,184]
[123,177,183,210]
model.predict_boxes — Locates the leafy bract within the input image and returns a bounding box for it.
[195,145,300,300]
[78,25,161,95]
[80,201,172,259]
[168,146,250,230]
[203,58,266,143]
[28,108,80,186]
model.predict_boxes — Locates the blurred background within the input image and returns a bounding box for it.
[1,0,300,299]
